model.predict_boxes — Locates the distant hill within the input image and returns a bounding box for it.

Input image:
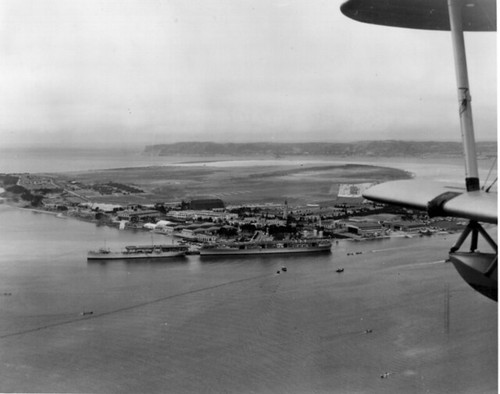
[144,140,497,158]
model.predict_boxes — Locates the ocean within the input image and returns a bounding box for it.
[0,148,171,173]
[0,150,497,393]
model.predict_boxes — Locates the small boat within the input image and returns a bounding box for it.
[336,268,344,273]
[81,311,94,316]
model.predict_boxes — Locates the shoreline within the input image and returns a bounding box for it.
[0,197,495,393]
[2,154,456,175]
[0,158,469,245]
[0,200,459,244]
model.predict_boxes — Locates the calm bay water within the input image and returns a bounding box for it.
[0,148,172,173]
[0,203,497,393]
[0,151,497,393]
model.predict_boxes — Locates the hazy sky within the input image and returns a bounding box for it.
[0,0,496,148]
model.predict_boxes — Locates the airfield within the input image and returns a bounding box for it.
[54,159,410,206]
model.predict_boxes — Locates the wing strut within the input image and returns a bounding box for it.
[447,0,497,300]
[342,0,497,300]
[448,0,480,191]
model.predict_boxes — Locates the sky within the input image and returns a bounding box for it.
[0,0,496,148]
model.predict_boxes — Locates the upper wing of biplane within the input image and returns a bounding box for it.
[341,0,496,31]
[341,0,498,300]
[341,0,497,224]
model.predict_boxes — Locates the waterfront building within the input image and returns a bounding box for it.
[155,220,174,227]
[167,210,197,221]
[81,202,122,213]
[118,209,161,221]
[195,233,218,242]
[154,225,176,235]
[143,223,156,230]
[187,198,225,210]
[320,219,338,230]
[391,221,428,233]
[344,221,385,237]
[192,210,238,222]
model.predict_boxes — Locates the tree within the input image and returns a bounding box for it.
[240,223,256,233]
[2,175,19,185]
[154,203,166,214]
[218,226,237,237]
[30,195,44,207]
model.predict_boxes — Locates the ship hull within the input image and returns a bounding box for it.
[87,251,187,260]
[200,244,332,256]
[87,244,188,260]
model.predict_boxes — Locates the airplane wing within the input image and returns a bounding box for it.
[363,180,497,224]
[341,0,498,300]
[342,0,498,226]
[340,0,496,31]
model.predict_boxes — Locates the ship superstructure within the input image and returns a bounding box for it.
[200,232,332,256]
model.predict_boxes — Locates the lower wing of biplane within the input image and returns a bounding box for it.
[364,180,497,300]
[341,0,498,300]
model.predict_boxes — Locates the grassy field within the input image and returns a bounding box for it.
[58,161,411,205]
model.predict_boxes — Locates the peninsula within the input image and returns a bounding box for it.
[0,150,466,243]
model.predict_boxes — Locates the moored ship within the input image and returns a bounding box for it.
[87,244,188,260]
[200,238,332,256]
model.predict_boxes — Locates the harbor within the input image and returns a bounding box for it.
[0,0,497,391]
[0,150,496,393]
[0,203,496,393]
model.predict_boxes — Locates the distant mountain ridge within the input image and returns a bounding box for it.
[144,140,497,158]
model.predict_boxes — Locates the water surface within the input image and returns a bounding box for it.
[0,205,496,393]
[0,151,497,393]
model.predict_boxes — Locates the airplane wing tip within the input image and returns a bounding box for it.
[341,0,496,32]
